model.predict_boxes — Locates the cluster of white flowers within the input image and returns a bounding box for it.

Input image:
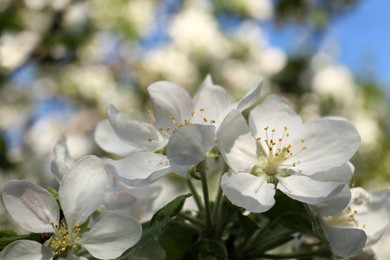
[1,77,390,259]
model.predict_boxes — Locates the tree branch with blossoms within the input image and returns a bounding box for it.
[1,76,390,259]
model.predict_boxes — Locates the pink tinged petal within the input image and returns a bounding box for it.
[0,240,54,260]
[147,81,193,131]
[314,185,352,217]
[59,155,108,229]
[103,190,137,210]
[285,118,361,174]
[107,105,164,151]
[248,95,302,148]
[277,175,344,204]
[51,135,74,182]
[321,222,367,257]
[80,215,142,259]
[221,172,275,213]
[217,110,258,173]
[2,180,59,233]
[352,189,390,246]
[235,80,263,112]
[166,124,215,175]
[106,152,171,186]
[192,76,231,127]
[94,120,139,156]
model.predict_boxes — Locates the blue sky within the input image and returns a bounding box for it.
[265,0,390,92]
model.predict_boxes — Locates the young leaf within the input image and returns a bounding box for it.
[117,193,191,259]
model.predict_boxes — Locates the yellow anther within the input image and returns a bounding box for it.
[264,126,269,130]
[148,138,152,142]
[166,127,170,131]
[292,162,296,167]
[210,120,216,124]
[256,137,261,141]
[200,108,205,112]
[170,116,176,121]
[203,117,207,123]
[284,127,288,131]
[272,129,276,132]
[158,127,163,131]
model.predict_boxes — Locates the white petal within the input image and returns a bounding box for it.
[64,254,88,260]
[148,81,193,132]
[248,95,302,146]
[0,240,54,260]
[51,135,74,182]
[314,185,352,217]
[59,155,108,229]
[285,118,361,174]
[277,175,344,204]
[311,162,354,184]
[107,152,171,186]
[2,180,59,233]
[352,189,390,246]
[217,110,258,173]
[103,190,137,210]
[166,124,215,175]
[192,76,231,127]
[322,222,367,257]
[235,80,263,111]
[221,172,275,213]
[94,120,139,156]
[107,105,165,152]
[80,215,142,259]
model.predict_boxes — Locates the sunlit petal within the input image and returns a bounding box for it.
[2,180,59,233]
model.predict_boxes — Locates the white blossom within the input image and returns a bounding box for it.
[217,95,361,213]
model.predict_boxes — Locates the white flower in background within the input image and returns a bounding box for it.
[97,76,262,180]
[312,65,357,106]
[315,187,390,257]
[169,2,231,58]
[217,95,361,213]
[0,156,142,259]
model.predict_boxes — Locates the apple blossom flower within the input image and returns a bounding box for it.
[217,95,361,213]
[315,187,390,257]
[51,135,137,210]
[94,76,262,156]
[98,76,262,181]
[1,156,142,259]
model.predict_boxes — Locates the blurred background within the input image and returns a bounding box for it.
[1,0,390,255]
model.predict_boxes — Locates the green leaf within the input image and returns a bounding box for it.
[303,204,329,246]
[117,193,191,259]
[263,191,312,233]
[159,221,197,260]
[0,231,40,250]
[192,239,228,260]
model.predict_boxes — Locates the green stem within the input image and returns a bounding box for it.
[177,213,205,228]
[186,179,203,213]
[199,160,212,235]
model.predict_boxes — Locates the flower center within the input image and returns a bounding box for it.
[148,108,216,142]
[324,188,371,229]
[49,219,82,255]
[252,126,307,182]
